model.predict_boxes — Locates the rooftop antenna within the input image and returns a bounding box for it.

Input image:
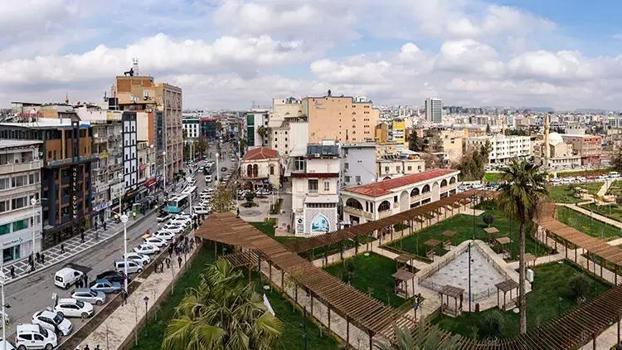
[132,58,140,76]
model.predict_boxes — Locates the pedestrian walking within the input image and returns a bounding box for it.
[84,274,89,287]
[41,253,45,264]
[84,345,90,350]
[103,221,107,231]
[177,256,182,268]
[122,290,128,305]
[165,257,171,268]
[10,266,15,279]
[35,252,40,263]
[60,244,65,254]
[28,254,33,266]
[80,231,85,243]
[94,220,98,230]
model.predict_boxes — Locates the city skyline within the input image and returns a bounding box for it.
[2,0,622,110]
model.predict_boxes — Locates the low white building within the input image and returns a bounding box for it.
[240,147,282,189]
[291,142,340,236]
[465,134,532,165]
[341,168,460,225]
[377,155,426,180]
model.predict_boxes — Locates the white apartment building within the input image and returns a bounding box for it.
[425,98,442,123]
[465,134,532,165]
[267,98,308,157]
[182,115,200,138]
[0,140,43,263]
[291,142,340,236]
[377,156,426,179]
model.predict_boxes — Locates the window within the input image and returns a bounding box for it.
[0,178,9,190]
[344,162,349,170]
[344,176,351,182]
[396,166,401,173]
[12,219,28,231]
[407,166,412,171]
[0,200,7,213]
[12,175,27,187]
[324,181,330,191]
[308,179,318,193]
[384,166,389,173]
[269,164,275,175]
[355,175,361,183]
[0,223,9,235]
[11,196,27,210]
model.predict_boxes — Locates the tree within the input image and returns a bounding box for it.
[497,159,548,335]
[162,259,283,350]
[211,185,234,213]
[486,123,491,135]
[195,138,210,159]
[245,191,256,204]
[568,273,592,304]
[408,130,424,152]
[477,310,505,339]
[457,141,491,181]
[374,320,461,350]
[612,147,622,173]
[482,213,494,227]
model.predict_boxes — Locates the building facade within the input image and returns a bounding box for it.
[304,94,379,144]
[182,115,200,138]
[245,110,269,149]
[376,156,426,179]
[341,169,460,225]
[341,143,377,188]
[0,140,43,263]
[561,134,602,167]
[465,135,532,165]
[240,147,281,190]
[425,98,442,123]
[290,143,340,236]
[122,112,138,190]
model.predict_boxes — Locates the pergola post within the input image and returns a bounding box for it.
[617,315,620,345]
[269,261,272,282]
[346,317,350,347]
[368,331,373,350]
[310,292,314,316]
[328,307,331,330]
[295,283,298,303]
[281,270,284,290]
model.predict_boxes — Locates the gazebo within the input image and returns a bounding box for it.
[440,285,464,317]
[424,239,442,259]
[495,279,519,311]
[441,230,456,249]
[484,227,500,242]
[395,253,416,273]
[494,236,512,257]
[392,269,416,298]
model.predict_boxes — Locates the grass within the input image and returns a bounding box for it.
[484,172,503,183]
[556,206,622,239]
[434,262,611,339]
[251,274,343,350]
[387,202,550,260]
[547,182,603,204]
[324,252,406,308]
[606,180,622,197]
[132,245,216,349]
[554,168,612,178]
[583,203,622,223]
[134,245,342,350]
[251,220,306,245]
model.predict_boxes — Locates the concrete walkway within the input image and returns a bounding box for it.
[598,180,614,197]
[78,244,198,350]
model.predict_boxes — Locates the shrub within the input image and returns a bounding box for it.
[568,273,592,303]
[482,213,494,227]
[477,310,505,339]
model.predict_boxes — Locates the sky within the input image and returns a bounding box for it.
[2,0,622,110]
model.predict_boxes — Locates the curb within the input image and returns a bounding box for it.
[5,209,156,286]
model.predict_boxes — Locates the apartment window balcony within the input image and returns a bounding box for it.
[0,160,43,174]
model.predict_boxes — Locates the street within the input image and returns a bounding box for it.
[2,151,237,343]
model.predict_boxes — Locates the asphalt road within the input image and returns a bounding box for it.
[2,149,237,344]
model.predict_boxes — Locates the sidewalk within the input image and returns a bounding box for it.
[1,209,154,285]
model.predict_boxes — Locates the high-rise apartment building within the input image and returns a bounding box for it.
[303,93,379,144]
[425,98,443,123]
[244,110,269,149]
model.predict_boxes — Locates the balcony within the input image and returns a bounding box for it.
[410,192,432,204]
[378,209,392,219]
[0,160,43,174]
[343,206,374,220]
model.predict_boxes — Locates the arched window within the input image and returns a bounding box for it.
[247,164,253,177]
[422,184,430,193]
[378,200,391,212]
[410,188,420,197]
[441,179,448,187]
[449,176,457,184]
[252,164,258,178]
[269,164,275,175]
[346,198,363,210]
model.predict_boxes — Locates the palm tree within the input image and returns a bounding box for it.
[162,259,283,350]
[497,158,547,335]
[375,320,461,350]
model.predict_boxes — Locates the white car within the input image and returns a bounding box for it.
[124,252,151,265]
[152,231,175,242]
[144,236,167,248]
[161,224,184,234]
[193,206,209,215]
[53,299,94,319]
[15,324,56,350]
[32,310,72,336]
[133,244,160,255]
[71,289,106,306]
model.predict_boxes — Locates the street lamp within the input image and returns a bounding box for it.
[215,152,220,182]
[30,197,37,269]
[120,214,129,293]
[0,271,7,350]
[143,296,149,320]
[163,151,167,193]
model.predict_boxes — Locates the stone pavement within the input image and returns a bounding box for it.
[78,242,198,349]
[0,209,153,285]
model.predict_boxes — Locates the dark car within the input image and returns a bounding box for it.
[96,270,130,284]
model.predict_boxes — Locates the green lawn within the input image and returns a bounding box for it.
[134,245,341,350]
[556,206,622,239]
[547,182,603,204]
[132,245,216,349]
[324,252,406,308]
[434,262,610,339]
[387,202,550,260]
[251,220,306,245]
[606,180,622,197]
[484,172,503,183]
[583,203,622,224]
[555,168,612,178]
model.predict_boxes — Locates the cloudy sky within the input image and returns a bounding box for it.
[2,0,622,110]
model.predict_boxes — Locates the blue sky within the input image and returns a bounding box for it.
[1,0,622,110]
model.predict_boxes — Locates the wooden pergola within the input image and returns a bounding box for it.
[392,269,416,298]
[442,229,456,249]
[440,285,464,317]
[495,279,519,311]
[484,226,500,242]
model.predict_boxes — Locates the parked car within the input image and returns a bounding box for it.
[15,324,56,350]
[160,224,184,235]
[89,279,122,294]
[32,310,72,336]
[143,236,168,248]
[53,299,94,319]
[193,206,209,215]
[53,268,84,289]
[95,270,128,284]
[152,231,175,242]
[157,213,172,223]
[134,244,160,255]
[114,260,143,274]
[205,175,212,183]
[124,252,151,265]
[71,289,106,306]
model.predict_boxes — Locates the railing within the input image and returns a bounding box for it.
[0,160,43,174]
[410,193,432,203]
[343,206,373,219]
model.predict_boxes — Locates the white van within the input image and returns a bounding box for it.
[114,260,143,274]
[54,267,84,289]
[205,175,212,183]
[15,324,57,350]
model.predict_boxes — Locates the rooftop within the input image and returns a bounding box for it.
[242,147,279,161]
[343,168,459,197]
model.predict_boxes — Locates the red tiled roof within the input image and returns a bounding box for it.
[343,168,459,197]
[243,147,279,161]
